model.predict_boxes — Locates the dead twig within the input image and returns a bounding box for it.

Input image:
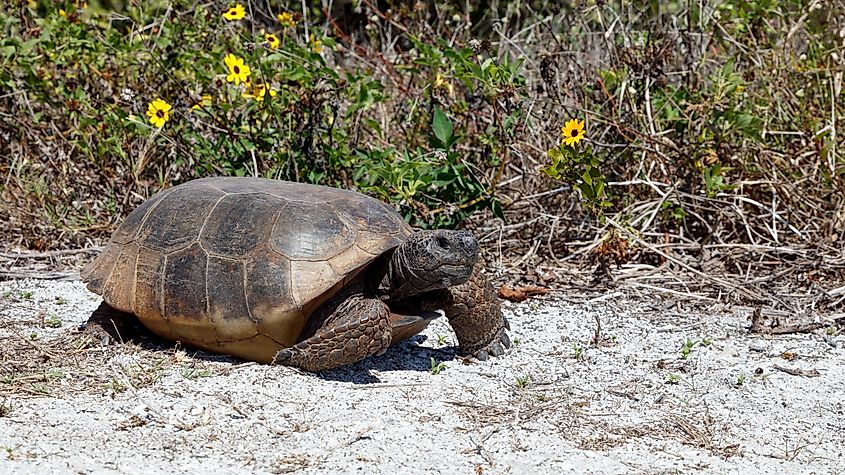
[772,365,822,378]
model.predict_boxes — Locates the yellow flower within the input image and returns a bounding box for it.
[265,33,280,50]
[190,95,212,112]
[433,73,454,97]
[242,83,277,102]
[561,118,585,147]
[146,98,172,128]
[58,9,66,17]
[309,34,323,54]
[222,4,246,21]
[224,53,251,85]
[277,12,296,28]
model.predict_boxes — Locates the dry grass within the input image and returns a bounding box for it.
[0,291,220,400]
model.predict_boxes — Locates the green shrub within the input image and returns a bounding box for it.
[1,0,526,248]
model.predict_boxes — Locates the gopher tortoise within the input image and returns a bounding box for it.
[81,177,510,371]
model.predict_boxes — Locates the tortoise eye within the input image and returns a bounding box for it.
[435,236,450,249]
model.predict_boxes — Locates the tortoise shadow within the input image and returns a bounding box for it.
[312,335,458,384]
[80,306,457,382]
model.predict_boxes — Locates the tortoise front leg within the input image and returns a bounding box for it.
[273,293,392,371]
[421,262,511,360]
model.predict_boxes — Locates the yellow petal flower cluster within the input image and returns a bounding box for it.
[190,95,212,112]
[561,119,585,146]
[146,98,172,128]
[309,34,323,54]
[223,4,246,21]
[242,83,277,102]
[224,53,251,85]
[433,73,454,97]
[265,33,280,50]
[277,12,296,28]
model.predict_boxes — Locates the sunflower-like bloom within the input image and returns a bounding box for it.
[561,118,585,147]
[223,4,246,21]
[277,12,296,27]
[265,33,280,50]
[242,83,277,102]
[224,53,251,85]
[146,98,172,128]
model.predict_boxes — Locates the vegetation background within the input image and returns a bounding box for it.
[2,0,844,310]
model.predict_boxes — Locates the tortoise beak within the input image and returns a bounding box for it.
[431,230,478,266]
[455,230,478,261]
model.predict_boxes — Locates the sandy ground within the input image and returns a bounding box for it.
[1,278,844,474]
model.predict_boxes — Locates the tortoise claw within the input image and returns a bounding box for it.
[273,347,297,366]
[467,328,510,361]
[488,340,505,357]
[500,331,511,349]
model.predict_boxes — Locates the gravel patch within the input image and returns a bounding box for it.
[1,279,843,474]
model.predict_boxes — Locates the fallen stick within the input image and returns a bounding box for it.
[772,365,821,378]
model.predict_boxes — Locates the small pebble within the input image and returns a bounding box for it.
[749,340,768,352]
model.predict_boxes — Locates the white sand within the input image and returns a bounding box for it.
[1,278,843,474]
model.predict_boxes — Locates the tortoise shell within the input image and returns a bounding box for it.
[81,177,412,362]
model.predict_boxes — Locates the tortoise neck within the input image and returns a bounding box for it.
[378,244,428,300]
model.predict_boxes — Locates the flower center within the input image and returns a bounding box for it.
[234,66,240,74]
[156,110,164,118]
[570,129,579,137]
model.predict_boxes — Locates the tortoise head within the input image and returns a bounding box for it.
[381,230,479,299]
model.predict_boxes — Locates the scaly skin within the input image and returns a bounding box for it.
[417,261,511,359]
[273,292,392,371]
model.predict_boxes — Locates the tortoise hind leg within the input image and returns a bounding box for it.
[273,292,392,371]
[83,301,142,345]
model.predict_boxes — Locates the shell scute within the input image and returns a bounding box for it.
[139,184,225,252]
[270,202,357,261]
[200,193,285,257]
[163,242,208,321]
[207,256,258,341]
[133,246,166,325]
[110,187,175,245]
[101,242,140,313]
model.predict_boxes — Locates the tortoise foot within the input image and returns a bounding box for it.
[463,323,511,361]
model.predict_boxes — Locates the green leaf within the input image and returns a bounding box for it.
[578,182,594,199]
[491,198,505,221]
[19,39,38,54]
[432,107,453,148]
[594,180,605,198]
